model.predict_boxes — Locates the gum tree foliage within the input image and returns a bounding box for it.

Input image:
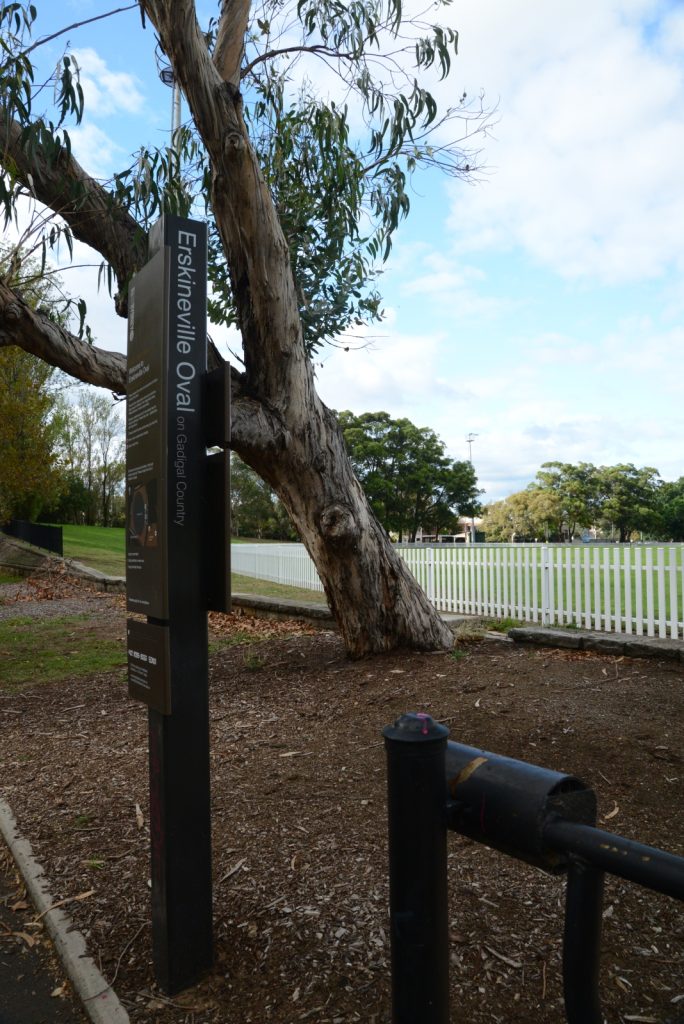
[339,410,482,540]
[534,462,600,539]
[0,1,492,656]
[596,464,662,543]
[657,478,684,541]
[480,489,560,543]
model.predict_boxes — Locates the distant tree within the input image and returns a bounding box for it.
[534,462,599,539]
[657,478,684,541]
[0,245,76,522]
[482,489,552,542]
[596,464,662,542]
[0,347,67,521]
[339,411,481,540]
[230,455,296,540]
[92,397,125,527]
[47,392,125,525]
[526,487,564,541]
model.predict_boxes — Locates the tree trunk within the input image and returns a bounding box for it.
[242,397,453,657]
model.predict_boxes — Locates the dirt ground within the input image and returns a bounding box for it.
[0,576,683,1024]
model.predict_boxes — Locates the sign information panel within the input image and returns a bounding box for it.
[127,618,171,714]
[126,250,168,618]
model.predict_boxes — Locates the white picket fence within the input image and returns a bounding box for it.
[232,543,325,593]
[231,542,684,639]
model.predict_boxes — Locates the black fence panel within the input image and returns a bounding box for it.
[384,713,684,1024]
[2,520,63,556]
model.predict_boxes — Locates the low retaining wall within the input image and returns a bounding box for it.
[509,626,684,662]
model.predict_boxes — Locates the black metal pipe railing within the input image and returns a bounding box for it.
[544,818,684,900]
[563,859,604,1024]
[384,714,684,1024]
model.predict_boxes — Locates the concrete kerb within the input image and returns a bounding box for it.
[0,798,130,1024]
[508,626,684,661]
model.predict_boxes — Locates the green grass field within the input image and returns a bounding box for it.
[56,526,326,604]
[61,524,126,576]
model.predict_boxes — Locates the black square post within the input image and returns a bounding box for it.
[125,215,216,993]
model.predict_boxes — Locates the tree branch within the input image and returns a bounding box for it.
[0,109,147,316]
[141,0,311,414]
[23,4,139,56]
[0,278,127,392]
[241,44,356,80]
[0,277,282,457]
[214,0,252,88]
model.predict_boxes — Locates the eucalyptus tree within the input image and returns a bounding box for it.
[339,410,481,540]
[0,1,491,655]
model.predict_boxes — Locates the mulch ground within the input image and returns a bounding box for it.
[0,574,682,1024]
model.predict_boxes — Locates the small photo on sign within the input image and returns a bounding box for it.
[128,479,159,548]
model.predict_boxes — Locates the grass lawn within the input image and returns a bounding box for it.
[0,615,127,691]
[231,572,327,605]
[60,524,126,576]
[0,570,22,585]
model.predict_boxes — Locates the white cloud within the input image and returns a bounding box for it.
[71,48,144,117]
[316,312,473,418]
[67,123,121,179]
[441,1,684,285]
[314,301,684,502]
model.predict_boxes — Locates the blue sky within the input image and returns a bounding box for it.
[23,1,684,502]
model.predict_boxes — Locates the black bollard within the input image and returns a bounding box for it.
[383,713,450,1024]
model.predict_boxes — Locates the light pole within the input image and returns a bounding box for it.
[159,59,182,170]
[466,433,478,542]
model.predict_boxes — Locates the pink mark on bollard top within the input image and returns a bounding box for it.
[416,712,430,736]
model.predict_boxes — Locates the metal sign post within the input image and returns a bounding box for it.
[125,214,230,994]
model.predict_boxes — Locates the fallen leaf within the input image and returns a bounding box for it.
[135,803,144,829]
[450,757,488,795]
[33,890,96,922]
[603,803,620,821]
[218,858,247,884]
